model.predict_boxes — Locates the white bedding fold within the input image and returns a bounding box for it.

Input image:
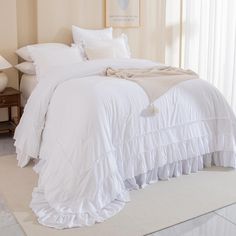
[14,59,158,167]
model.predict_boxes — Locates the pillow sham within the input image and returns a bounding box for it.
[85,47,117,60]
[16,43,69,62]
[84,34,131,60]
[72,25,113,45]
[15,62,36,75]
[28,46,83,80]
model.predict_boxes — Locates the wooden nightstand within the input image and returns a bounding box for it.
[0,87,21,133]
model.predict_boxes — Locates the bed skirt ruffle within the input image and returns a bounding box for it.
[30,151,236,229]
[125,151,236,190]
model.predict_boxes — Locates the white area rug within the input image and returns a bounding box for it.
[1,155,236,236]
[0,134,15,156]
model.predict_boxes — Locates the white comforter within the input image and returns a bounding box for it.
[14,59,236,229]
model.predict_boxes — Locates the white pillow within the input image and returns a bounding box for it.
[16,43,69,61]
[15,62,36,75]
[72,25,113,45]
[84,34,131,60]
[28,46,83,80]
[85,47,117,60]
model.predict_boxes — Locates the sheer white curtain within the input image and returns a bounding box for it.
[183,0,236,113]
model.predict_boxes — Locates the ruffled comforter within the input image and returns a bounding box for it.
[14,59,236,229]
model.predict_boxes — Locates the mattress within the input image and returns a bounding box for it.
[20,74,37,106]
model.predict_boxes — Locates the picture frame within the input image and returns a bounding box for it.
[106,0,140,28]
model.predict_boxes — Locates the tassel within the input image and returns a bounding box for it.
[141,104,159,117]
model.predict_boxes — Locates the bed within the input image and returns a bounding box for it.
[14,58,236,229]
[13,28,236,229]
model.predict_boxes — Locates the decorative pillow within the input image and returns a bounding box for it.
[28,46,83,80]
[85,47,117,60]
[16,43,70,62]
[84,34,131,60]
[15,62,36,75]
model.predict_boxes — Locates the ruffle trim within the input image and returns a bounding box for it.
[116,132,236,179]
[15,148,31,168]
[15,118,236,169]
[31,151,236,229]
[30,187,129,229]
[125,151,236,190]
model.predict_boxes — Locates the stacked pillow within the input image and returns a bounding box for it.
[15,27,132,77]
[72,25,131,60]
[15,43,70,76]
[15,61,36,75]
[28,46,84,80]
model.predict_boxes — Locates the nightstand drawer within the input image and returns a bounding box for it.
[0,87,21,133]
[0,95,18,107]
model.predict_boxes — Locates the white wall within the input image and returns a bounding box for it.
[165,0,182,67]
[37,0,166,62]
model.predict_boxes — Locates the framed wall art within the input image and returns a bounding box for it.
[106,0,140,28]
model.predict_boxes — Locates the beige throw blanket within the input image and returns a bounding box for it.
[105,66,198,116]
